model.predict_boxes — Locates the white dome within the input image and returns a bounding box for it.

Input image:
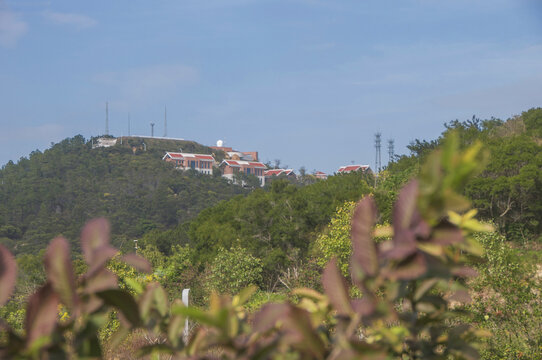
[216,139,224,147]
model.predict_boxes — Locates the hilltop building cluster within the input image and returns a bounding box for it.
[93,136,370,187]
[162,140,370,187]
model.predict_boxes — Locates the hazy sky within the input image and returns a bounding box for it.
[1,0,542,173]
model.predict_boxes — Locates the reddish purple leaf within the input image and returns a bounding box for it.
[385,181,423,261]
[382,229,417,260]
[25,283,60,346]
[412,217,431,239]
[122,253,152,273]
[80,218,118,272]
[351,297,376,317]
[84,268,118,294]
[451,266,478,278]
[322,258,352,315]
[282,306,326,357]
[432,221,463,245]
[0,245,16,307]
[351,197,378,276]
[393,180,419,231]
[388,252,427,280]
[44,237,78,311]
[253,303,290,333]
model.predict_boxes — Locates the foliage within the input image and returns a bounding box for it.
[0,135,246,254]
[185,173,372,284]
[468,232,542,359]
[0,135,495,359]
[0,218,153,358]
[384,109,542,241]
[206,246,263,295]
[314,201,356,276]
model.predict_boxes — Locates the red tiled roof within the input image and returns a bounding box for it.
[220,160,267,168]
[264,169,283,176]
[163,152,214,161]
[337,165,369,173]
[264,169,295,176]
[314,171,327,175]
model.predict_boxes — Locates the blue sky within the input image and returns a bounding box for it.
[1,0,541,173]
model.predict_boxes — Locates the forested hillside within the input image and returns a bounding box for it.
[0,108,540,358]
[0,135,246,254]
[383,107,542,241]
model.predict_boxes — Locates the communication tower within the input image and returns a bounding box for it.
[388,139,395,164]
[374,132,382,173]
[105,101,109,135]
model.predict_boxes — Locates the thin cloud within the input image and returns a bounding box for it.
[0,7,28,47]
[43,10,97,29]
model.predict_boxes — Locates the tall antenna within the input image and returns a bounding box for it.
[150,123,155,137]
[105,101,109,135]
[163,106,167,137]
[388,139,395,164]
[128,113,131,136]
[374,132,382,173]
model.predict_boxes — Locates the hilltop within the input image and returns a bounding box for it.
[0,135,246,254]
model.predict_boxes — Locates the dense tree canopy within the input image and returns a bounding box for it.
[0,136,246,254]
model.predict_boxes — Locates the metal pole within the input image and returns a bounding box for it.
[182,288,190,343]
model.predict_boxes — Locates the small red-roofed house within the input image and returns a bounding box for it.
[163,152,216,175]
[314,171,328,180]
[264,169,296,181]
[220,160,267,186]
[337,165,370,174]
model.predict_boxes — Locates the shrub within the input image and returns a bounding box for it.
[206,245,263,295]
[0,134,496,359]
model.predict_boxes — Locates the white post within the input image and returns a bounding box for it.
[182,288,190,343]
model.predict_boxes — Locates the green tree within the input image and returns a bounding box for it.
[206,246,263,295]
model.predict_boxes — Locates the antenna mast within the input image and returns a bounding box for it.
[150,123,155,137]
[105,101,109,135]
[374,132,382,173]
[388,139,395,164]
[164,106,167,137]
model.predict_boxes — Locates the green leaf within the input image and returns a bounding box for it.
[0,244,16,307]
[96,289,141,327]
[124,277,144,294]
[232,285,257,306]
[414,278,438,301]
[167,309,185,347]
[153,284,169,317]
[171,305,222,328]
[44,237,78,310]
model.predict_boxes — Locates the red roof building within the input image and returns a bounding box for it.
[163,152,215,175]
[219,160,267,186]
[337,165,370,174]
[264,169,296,178]
[313,171,328,180]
